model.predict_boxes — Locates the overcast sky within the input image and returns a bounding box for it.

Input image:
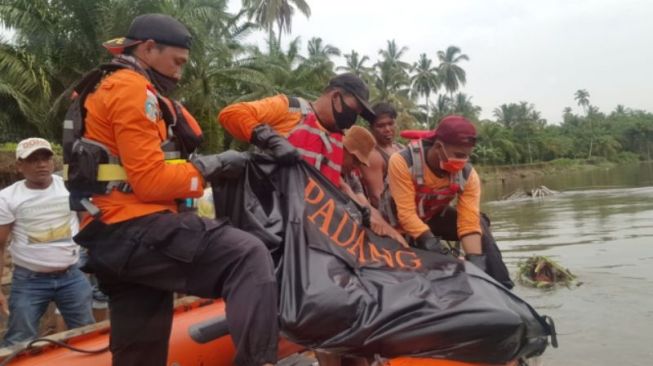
[2,1,651,123]
[232,0,653,123]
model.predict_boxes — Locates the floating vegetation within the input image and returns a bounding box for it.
[517,255,577,288]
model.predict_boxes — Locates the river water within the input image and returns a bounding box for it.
[482,162,653,365]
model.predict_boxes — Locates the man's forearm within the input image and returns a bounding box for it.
[460,233,482,255]
[368,191,381,209]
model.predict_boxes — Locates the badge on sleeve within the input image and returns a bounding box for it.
[144,89,159,122]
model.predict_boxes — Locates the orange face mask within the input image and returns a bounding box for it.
[438,144,468,173]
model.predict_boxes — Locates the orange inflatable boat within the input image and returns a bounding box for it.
[0,297,512,366]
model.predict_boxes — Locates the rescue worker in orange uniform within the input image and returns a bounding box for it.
[218,74,404,244]
[387,115,513,288]
[71,14,278,366]
[218,73,375,188]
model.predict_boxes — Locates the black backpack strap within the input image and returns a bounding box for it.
[462,163,473,180]
[288,96,311,116]
[454,162,474,193]
[398,147,412,166]
[375,146,391,164]
[74,64,128,125]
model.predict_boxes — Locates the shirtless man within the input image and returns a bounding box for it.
[360,102,404,209]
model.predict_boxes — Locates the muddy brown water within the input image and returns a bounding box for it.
[483,162,653,365]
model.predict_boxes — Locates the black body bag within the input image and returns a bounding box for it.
[213,156,555,363]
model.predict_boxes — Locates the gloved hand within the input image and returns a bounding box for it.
[465,253,488,272]
[415,231,450,255]
[191,150,248,182]
[250,124,300,164]
[360,206,371,228]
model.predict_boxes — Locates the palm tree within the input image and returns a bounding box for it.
[437,45,469,99]
[372,40,411,108]
[0,0,129,138]
[612,104,627,116]
[242,0,311,44]
[337,50,371,79]
[476,121,518,164]
[0,45,52,140]
[245,35,318,98]
[431,95,451,128]
[494,102,543,129]
[494,104,517,129]
[0,0,273,151]
[574,89,590,114]
[574,89,593,158]
[452,93,481,120]
[410,53,440,127]
[175,2,273,152]
[377,40,410,73]
[373,60,411,104]
[298,37,340,86]
[306,37,340,59]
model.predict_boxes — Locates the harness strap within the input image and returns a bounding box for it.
[408,141,425,185]
[295,148,342,173]
[375,145,391,163]
[290,123,343,149]
[288,97,312,115]
[63,159,186,182]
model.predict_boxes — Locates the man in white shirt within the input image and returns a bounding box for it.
[0,138,94,346]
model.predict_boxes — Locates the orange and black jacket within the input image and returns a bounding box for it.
[82,69,204,226]
[387,152,482,239]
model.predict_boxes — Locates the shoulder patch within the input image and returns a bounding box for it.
[144,89,160,122]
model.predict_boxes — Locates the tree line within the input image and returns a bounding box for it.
[1,0,651,165]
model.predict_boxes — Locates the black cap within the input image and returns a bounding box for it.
[103,14,192,55]
[328,73,376,122]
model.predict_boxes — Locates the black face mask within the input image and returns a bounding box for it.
[332,93,358,131]
[147,67,179,95]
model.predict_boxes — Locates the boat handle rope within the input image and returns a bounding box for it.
[0,337,109,366]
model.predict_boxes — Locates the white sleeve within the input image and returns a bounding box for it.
[0,194,15,225]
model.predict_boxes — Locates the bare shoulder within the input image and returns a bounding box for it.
[368,149,385,168]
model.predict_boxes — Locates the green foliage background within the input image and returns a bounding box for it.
[1,0,651,165]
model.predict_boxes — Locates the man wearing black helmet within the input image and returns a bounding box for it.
[70,14,278,366]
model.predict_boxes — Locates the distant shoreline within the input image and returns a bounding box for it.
[476,159,618,184]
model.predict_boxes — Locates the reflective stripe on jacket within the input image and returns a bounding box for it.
[288,113,344,186]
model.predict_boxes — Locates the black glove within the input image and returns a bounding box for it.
[465,253,488,272]
[191,150,248,182]
[360,206,371,228]
[415,231,450,255]
[250,124,300,164]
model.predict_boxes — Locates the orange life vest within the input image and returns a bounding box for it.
[382,139,471,226]
[286,97,344,186]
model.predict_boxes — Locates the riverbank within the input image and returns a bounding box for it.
[476,158,617,185]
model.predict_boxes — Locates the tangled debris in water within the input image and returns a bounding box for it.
[517,255,577,288]
[503,186,558,200]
